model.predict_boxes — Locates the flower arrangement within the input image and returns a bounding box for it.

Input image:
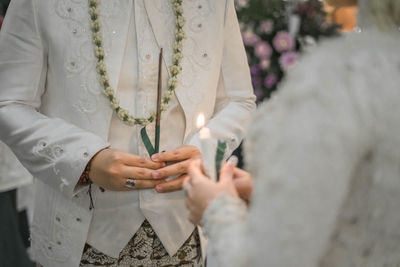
[237,0,339,102]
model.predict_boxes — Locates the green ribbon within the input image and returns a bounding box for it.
[154,125,160,154]
[215,140,227,182]
[140,126,160,157]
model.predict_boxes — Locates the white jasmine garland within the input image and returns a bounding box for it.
[88,0,186,127]
[103,87,114,97]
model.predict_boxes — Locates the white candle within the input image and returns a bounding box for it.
[197,113,217,182]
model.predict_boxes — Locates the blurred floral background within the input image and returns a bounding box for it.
[232,0,359,166]
[236,0,340,102]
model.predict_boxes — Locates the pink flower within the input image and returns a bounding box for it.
[242,31,260,46]
[260,59,270,70]
[254,41,272,59]
[273,31,295,52]
[264,73,278,89]
[279,52,298,70]
[259,20,274,34]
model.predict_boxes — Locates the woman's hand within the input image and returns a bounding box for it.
[184,158,244,225]
[88,148,167,191]
[232,168,253,205]
[150,145,200,193]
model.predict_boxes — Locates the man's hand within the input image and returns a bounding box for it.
[150,145,200,193]
[89,148,166,191]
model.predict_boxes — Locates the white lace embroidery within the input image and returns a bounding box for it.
[135,0,162,117]
[182,1,214,104]
[202,193,247,235]
[32,140,65,175]
[152,0,214,105]
[53,0,122,120]
[202,193,249,267]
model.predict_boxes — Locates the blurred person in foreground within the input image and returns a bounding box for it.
[185,0,400,266]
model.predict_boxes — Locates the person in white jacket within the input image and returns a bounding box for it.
[0,0,255,266]
[185,0,400,266]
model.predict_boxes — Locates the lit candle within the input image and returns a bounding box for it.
[197,113,217,182]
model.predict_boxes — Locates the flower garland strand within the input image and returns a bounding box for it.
[88,0,185,127]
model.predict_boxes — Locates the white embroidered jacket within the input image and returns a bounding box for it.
[0,0,255,266]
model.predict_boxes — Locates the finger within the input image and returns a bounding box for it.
[151,146,200,162]
[232,167,250,180]
[155,174,188,193]
[219,161,235,184]
[164,156,202,166]
[227,155,239,167]
[120,166,161,180]
[120,151,165,169]
[121,178,167,191]
[187,159,205,183]
[151,159,191,179]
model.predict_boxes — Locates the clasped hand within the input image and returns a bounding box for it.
[184,158,253,225]
[89,145,200,192]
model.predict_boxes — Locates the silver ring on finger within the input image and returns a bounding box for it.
[125,178,136,189]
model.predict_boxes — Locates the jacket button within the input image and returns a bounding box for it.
[76,218,82,222]
[57,241,62,245]
[55,216,61,222]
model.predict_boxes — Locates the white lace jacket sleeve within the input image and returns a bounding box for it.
[0,0,109,198]
[202,37,374,267]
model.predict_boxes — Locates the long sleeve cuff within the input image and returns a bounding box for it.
[202,193,249,267]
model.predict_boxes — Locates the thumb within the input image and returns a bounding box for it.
[219,156,238,184]
[188,159,204,178]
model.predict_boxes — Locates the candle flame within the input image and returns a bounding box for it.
[197,113,205,129]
